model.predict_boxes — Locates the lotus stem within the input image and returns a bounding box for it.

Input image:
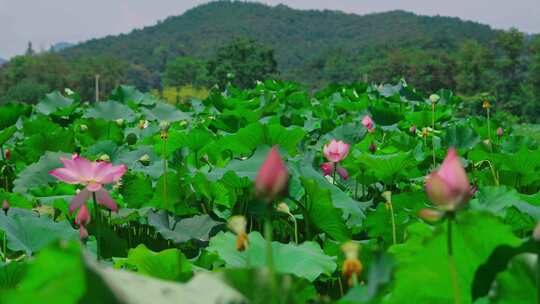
[388,201,397,245]
[487,108,491,141]
[265,219,278,303]
[537,244,540,304]
[2,232,6,262]
[447,215,461,304]
[162,137,168,210]
[432,102,436,166]
[92,192,101,261]
[332,163,337,185]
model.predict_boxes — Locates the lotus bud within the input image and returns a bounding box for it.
[533,222,540,241]
[482,100,491,109]
[362,116,375,133]
[255,146,289,201]
[115,118,124,127]
[341,241,362,287]
[276,202,290,215]
[418,208,444,223]
[80,124,88,132]
[496,127,503,138]
[429,94,440,103]
[98,154,111,162]
[75,204,90,226]
[180,120,188,127]
[320,162,333,176]
[4,148,11,160]
[410,125,417,135]
[369,142,377,154]
[138,154,151,166]
[323,140,350,163]
[228,215,249,251]
[425,148,470,211]
[381,191,392,204]
[2,199,9,214]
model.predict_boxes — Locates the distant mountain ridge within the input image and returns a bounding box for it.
[61,1,499,81]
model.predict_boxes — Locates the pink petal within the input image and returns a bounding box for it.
[320,162,334,176]
[438,148,469,193]
[95,164,127,185]
[79,225,89,240]
[49,168,82,184]
[255,146,289,200]
[72,156,93,180]
[337,166,349,180]
[69,189,91,213]
[96,189,118,212]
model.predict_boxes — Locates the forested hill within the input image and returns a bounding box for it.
[62,1,497,78]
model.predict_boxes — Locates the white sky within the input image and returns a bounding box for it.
[0,0,538,59]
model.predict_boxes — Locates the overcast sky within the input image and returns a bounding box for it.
[1,0,539,59]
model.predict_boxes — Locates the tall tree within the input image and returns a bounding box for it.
[455,40,493,95]
[207,38,278,88]
[163,56,208,87]
[494,28,526,114]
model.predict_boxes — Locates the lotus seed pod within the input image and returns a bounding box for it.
[115,118,124,126]
[139,154,151,165]
[429,94,440,103]
[80,124,88,132]
[98,154,111,162]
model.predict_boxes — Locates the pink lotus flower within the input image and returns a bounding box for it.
[255,146,289,201]
[323,140,349,163]
[362,116,375,133]
[425,148,470,210]
[320,162,349,180]
[49,155,127,213]
[496,127,503,137]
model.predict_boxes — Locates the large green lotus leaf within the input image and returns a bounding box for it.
[148,210,223,244]
[301,178,350,241]
[190,173,235,208]
[208,231,336,282]
[368,105,403,126]
[442,124,480,151]
[404,109,449,128]
[150,172,196,213]
[266,124,306,156]
[153,128,215,159]
[385,212,521,304]
[22,115,61,136]
[36,91,77,116]
[84,100,136,122]
[119,173,153,209]
[13,152,69,194]
[491,254,536,303]
[111,85,156,106]
[116,145,163,178]
[82,140,129,163]
[355,152,415,184]
[471,186,540,223]
[493,146,540,176]
[0,125,16,146]
[0,261,27,289]
[290,159,369,228]
[0,102,31,130]
[19,128,74,163]
[75,118,124,146]
[119,244,192,281]
[0,241,85,303]
[0,209,78,255]
[141,102,190,122]
[214,122,265,157]
[85,253,245,304]
[206,145,271,181]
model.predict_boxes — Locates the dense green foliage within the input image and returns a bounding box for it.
[0,80,539,303]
